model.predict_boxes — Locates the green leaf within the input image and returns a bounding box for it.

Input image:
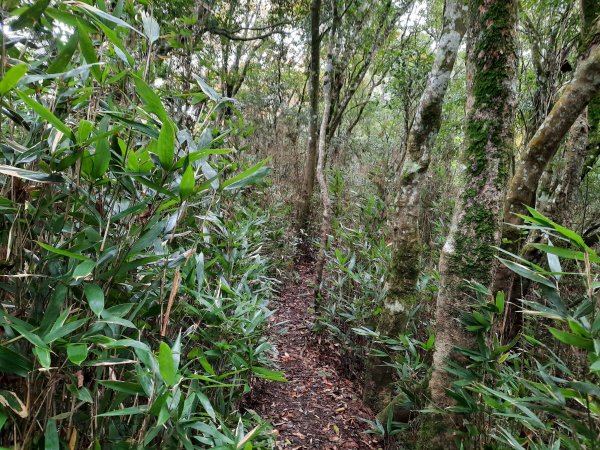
[548,327,594,351]
[173,148,233,169]
[48,31,79,74]
[132,74,168,122]
[158,342,178,386]
[77,21,102,82]
[495,290,505,314]
[11,324,47,348]
[156,120,175,169]
[497,258,556,289]
[43,319,86,344]
[74,1,143,36]
[0,346,33,377]
[16,92,72,137]
[525,207,588,249]
[37,242,92,261]
[530,244,598,263]
[0,390,28,418]
[67,344,88,365]
[90,137,111,179]
[0,165,63,183]
[0,410,7,434]
[83,283,104,316]
[97,405,148,417]
[11,0,50,30]
[98,380,146,396]
[73,260,95,280]
[94,20,133,66]
[0,64,27,94]
[196,392,216,421]
[251,366,286,382]
[179,164,195,198]
[221,159,271,191]
[33,346,51,369]
[128,219,165,256]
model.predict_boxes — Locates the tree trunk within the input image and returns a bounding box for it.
[314,0,339,294]
[540,113,589,226]
[425,0,517,445]
[297,0,321,233]
[362,0,467,414]
[492,28,600,343]
[580,0,600,179]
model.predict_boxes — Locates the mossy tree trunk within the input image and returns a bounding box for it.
[297,0,321,234]
[362,0,467,414]
[492,12,600,342]
[426,0,517,444]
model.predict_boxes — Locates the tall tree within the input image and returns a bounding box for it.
[426,0,518,443]
[362,0,467,415]
[314,0,339,291]
[492,14,600,341]
[297,0,322,232]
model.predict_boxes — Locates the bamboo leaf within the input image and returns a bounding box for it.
[67,344,88,365]
[84,283,104,316]
[221,158,271,191]
[0,165,63,183]
[77,21,103,82]
[156,120,175,169]
[132,74,168,122]
[11,0,50,30]
[37,242,92,261]
[73,1,143,35]
[179,163,195,198]
[47,31,79,74]
[73,260,95,280]
[17,92,72,137]
[0,64,28,94]
[97,405,148,417]
[44,418,59,450]
[548,327,594,351]
[158,342,178,386]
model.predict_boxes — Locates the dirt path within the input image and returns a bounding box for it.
[250,262,382,449]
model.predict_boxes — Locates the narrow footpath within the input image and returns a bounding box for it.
[250,262,382,449]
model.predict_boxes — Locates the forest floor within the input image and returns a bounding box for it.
[249,261,383,449]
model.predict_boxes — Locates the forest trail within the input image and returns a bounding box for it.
[249,262,382,449]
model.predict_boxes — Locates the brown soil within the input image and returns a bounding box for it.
[250,262,382,449]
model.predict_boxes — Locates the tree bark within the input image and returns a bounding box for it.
[426,0,517,445]
[314,0,339,294]
[297,0,322,233]
[580,0,600,179]
[492,34,600,342]
[540,113,589,226]
[362,0,467,414]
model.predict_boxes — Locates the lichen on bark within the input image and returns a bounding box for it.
[426,0,518,446]
[362,0,467,415]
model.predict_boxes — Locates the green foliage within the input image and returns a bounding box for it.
[438,210,600,449]
[0,2,278,448]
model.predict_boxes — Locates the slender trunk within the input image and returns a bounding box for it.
[540,113,589,226]
[580,0,600,180]
[297,0,322,234]
[425,1,517,445]
[314,0,338,295]
[362,0,467,414]
[492,29,600,342]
